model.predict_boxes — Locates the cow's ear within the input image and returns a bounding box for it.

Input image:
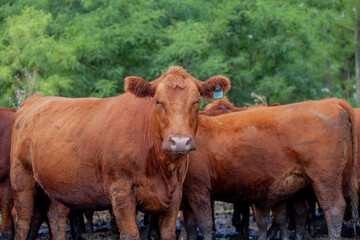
[125,76,154,97]
[199,75,231,99]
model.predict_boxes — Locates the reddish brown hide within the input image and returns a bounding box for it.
[187,99,293,240]
[355,109,360,190]
[0,108,15,239]
[10,66,230,240]
[182,98,357,240]
[271,107,360,240]
[199,97,267,116]
[353,108,360,216]
[257,104,359,240]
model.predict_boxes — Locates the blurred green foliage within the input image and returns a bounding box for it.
[0,0,358,107]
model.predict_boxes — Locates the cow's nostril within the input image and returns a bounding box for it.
[164,136,195,154]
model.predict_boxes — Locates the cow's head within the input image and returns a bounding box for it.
[125,66,230,155]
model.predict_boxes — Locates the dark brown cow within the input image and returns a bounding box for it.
[10,66,230,240]
[0,108,15,239]
[182,98,358,240]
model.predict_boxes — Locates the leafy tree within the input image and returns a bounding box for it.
[0,0,358,107]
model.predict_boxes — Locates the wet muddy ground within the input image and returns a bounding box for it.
[29,202,359,239]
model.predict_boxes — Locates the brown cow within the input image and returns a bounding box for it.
[182,98,358,240]
[271,107,360,239]
[200,98,266,239]
[10,66,230,240]
[200,96,267,116]
[205,100,357,239]
[270,106,360,239]
[282,107,360,239]
[186,99,294,240]
[355,109,360,206]
[0,108,15,239]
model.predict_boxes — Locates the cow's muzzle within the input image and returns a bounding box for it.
[163,135,197,155]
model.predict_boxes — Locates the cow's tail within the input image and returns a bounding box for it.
[340,100,359,228]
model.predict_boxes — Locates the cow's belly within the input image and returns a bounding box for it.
[212,172,309,205]
[33,159,111,209]
[266,172,309,201]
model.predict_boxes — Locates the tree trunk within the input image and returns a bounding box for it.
[355,6,360,102]
[325,27,332,91]
[346,59,351,98]
[340,43,351,98]
[325,58,331,90]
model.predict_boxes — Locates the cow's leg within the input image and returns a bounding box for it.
[110,210,119,234]
[267,221,279,240]
[110,183,139,240]
[307,199,316,238]
[143,214,159,240]
[150,215,160,240]
[272,201,290,240]
[79,210,85,233]
[68,209,85,240]
[12,190,34,240]
[178,211,189,240]
[232,203,250,239]
[253,205,270,240]
[158,198,181,240]
[84,210,94,233]
[0,180,14,239]
[293,200,311,240]
[183,207,198,240]
[47,200,70,240]
[178,222,188,240]
[240,204,250,240]
[11,162,35,240]
[311,179,346,240]
[26,205,45,240]
[186,192,213,240]
[143,213,151,240]
[11,207,17,233]
[232,203,241,233]
[210,197,216,232]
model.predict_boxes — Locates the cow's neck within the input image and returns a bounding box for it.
[152,136,188,178]
[133,98,188,207]
[146,136,186,190]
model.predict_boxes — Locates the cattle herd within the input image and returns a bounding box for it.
[0,66,359,240]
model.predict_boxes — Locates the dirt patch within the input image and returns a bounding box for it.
[213,202,358,240]
[10,202,360,239]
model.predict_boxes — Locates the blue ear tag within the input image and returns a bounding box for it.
[213,86,223,99]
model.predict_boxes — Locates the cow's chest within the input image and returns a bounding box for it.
[135,175,181,214]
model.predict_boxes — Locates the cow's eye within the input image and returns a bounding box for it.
[155,100,164,108]
[192,101,200,107]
